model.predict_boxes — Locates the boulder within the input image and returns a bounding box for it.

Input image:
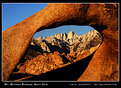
[14,52,64,75]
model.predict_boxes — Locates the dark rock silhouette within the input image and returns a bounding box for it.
[2,3,119,81]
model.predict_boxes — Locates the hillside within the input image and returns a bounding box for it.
[9,30,102,81]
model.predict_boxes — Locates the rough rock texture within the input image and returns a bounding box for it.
[63,33,67,40]
[33,30,102,54]
[68,30,102,53]
[10,44,100,81]
[10,30,101,78]
[68,31,74,39]
[11,45,98,78]
[2,3,119,81]
[15,51,64,75]
[33,39,51,52]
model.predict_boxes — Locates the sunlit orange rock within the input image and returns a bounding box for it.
[14,52,64,76]
[2,3,119,81]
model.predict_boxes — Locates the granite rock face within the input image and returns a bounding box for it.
[18,52,64,75]
[68,31,74,39]
[32,30,102,54]
[2,4,119,81]
[12,45,101,77]
[11,30,102,77]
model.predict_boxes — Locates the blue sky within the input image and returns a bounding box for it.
[2,3,94,38]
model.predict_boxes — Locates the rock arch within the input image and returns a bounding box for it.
[2,3,119,81]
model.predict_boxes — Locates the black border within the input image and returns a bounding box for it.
[0,1,120,87]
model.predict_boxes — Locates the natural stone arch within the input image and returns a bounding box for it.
[2,3,119,81]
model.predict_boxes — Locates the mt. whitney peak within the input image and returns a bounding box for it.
[10,30,102,79]
[32,30,102,53]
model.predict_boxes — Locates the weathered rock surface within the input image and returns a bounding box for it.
[16,51,64,75]
[11,30,102,77]
[2,3,119,81]
[33,39,51,53]
[11,45,99,77]
[32,30,102,54]
[10,29,101,80]
[68,31,74,39]
[69,30,102,53]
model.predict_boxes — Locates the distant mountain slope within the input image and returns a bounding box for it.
[10,30,102,80]
[31,30,102,53]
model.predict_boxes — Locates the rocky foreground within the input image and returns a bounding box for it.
[9,30,102,81]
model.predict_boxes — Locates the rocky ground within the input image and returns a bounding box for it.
[9,30,102,81]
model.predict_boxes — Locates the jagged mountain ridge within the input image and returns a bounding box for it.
[35,30,80,44]
[31,30,102,53]
[9,30,102,80]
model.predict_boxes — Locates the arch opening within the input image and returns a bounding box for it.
[9,25,103,81]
